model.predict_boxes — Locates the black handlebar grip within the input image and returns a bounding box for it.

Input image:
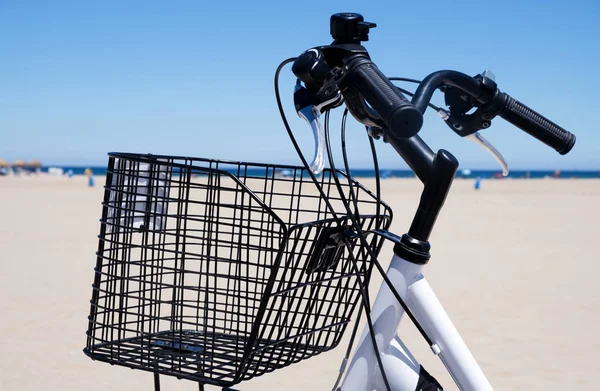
[499,93,576,155]
[344,56,423,139]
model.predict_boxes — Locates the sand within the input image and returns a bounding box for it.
[1,174,598,390]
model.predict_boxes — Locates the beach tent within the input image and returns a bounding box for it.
[26,160,43,174]
[0,159,10,175]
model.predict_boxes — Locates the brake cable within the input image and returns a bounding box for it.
[328,79,450,390]
[274,58,343,224]
[276,59,393,391]
[276,60,443,391]
[389,77,443,112]
[322,109,394,391]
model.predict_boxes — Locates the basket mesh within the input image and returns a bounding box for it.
[84,153,392,386]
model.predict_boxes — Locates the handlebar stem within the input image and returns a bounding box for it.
[408,149,458,241]
[386,136,458,243]
[386,135,435,184]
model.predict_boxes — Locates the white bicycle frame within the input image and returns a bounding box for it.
[339,253,494,391]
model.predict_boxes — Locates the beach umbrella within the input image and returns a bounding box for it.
[0,159,9,168]
[12,160,25,167]
[27,160,42,168]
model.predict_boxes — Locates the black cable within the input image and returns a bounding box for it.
[330,296,364,391]
[322,109,394,391]
[389,76,422,84]
[331,109,386,391]
[343,192,435,348]
[320,96,436,349]
[397,87,442,112]
[276,60,390,391]
[328,150,437,391]
[340,109,360,216]
[388,77,443,112]
[368,132,385,229]
[276,64,436,387]
[316,78,437,387]
[274,59,342,224]
[325,106,435,349]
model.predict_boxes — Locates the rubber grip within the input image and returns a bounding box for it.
[500,94,576,155]
[345,56,423,139]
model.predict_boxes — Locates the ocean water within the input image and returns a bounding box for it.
[42,166,600,179]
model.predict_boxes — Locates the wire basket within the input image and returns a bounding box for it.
[84,152,392,386]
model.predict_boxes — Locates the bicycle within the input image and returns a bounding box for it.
[83,13,576,391]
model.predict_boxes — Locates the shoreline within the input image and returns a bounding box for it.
[2,172,600,180]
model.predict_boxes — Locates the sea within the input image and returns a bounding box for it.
[42,166,600,179]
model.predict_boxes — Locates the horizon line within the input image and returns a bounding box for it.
[37,164,599,172]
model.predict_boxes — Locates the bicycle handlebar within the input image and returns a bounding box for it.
[409,70,576,155]
[497,93,576,155]
[343,56,423,139]
[289,11,577,244]
[292,12,576,189]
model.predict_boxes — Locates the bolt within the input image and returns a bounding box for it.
[482,122,490,128]
[482,113,492,121]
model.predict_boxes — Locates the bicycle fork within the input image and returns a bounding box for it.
[340,254,493,391]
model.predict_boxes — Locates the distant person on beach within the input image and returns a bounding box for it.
[84,168,95,187]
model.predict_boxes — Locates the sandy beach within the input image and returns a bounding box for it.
[1,174,598,390]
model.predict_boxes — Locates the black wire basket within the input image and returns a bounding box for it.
[84,152,392,387]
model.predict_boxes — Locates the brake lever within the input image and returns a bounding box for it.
[466,132,509,176]
[294,80,342,174]
[296,104,326,174]
[438,109,509,176]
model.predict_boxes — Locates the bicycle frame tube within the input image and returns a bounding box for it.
[340,254,493,391]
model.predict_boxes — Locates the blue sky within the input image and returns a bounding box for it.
[1,0,598,170]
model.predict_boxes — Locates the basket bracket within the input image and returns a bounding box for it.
[306,225,357,273]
